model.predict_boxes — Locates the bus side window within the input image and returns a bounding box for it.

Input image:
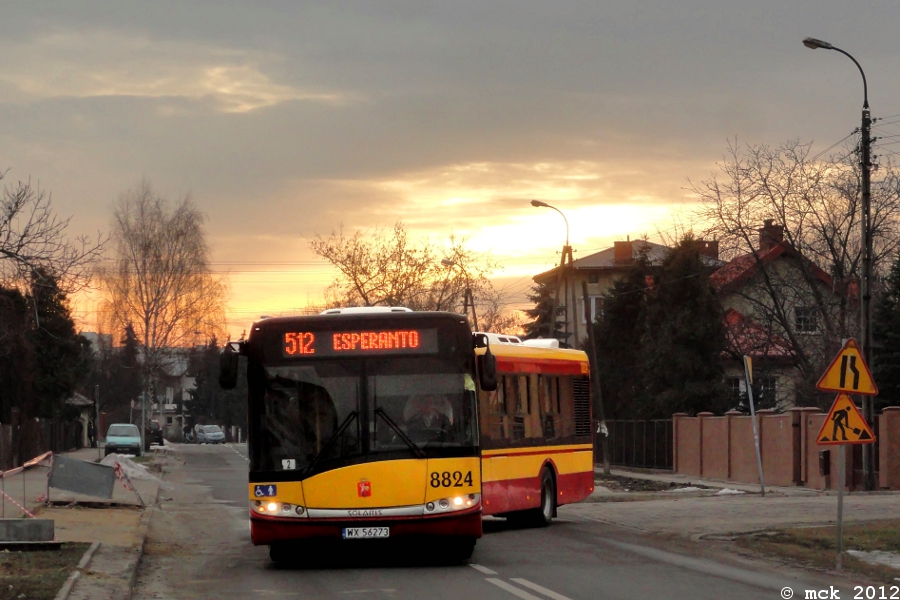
[503,375,519,440]
[558,376,576,437]
[528,373,542,438]
[539,375,556,439]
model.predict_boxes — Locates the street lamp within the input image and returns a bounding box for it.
[531,200,576,345]
[441,258,479,331]
[804,36,874,490]
[531,199,569,247]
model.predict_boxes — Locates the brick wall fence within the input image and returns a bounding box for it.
[673,407,900,491]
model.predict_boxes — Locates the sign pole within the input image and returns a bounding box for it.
[836,444,845,570]
[743,356,766,496]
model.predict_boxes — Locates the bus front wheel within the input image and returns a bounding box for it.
[448,537,476,562]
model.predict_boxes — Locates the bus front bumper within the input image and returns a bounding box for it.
[250,509,483,546]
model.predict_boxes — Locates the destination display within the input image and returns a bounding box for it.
[282,328,438,358]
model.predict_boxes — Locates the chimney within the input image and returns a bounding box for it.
[698,240,719,260]
[758,219,784,252]
[613,241,633,265]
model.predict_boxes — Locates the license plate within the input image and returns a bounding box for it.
[342,527,389,539]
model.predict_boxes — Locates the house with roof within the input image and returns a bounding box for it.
[532,238,722,347]
[529,220,850,411]
[711,220,853,408]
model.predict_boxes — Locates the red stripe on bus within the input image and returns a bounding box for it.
[495,357,586,375]
[482,469,593,516]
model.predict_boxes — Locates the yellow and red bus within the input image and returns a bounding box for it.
[477,335,594,523]
[219,308,594,562]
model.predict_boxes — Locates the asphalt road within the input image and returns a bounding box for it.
[133,443,839,600]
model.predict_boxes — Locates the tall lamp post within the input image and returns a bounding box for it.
[804,37,875,490]
[530,200,578,346]
[441,258,479,331]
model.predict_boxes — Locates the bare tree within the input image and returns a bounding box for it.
[692,139,900,396]
[0,169,104,293]
[98,181,227,419]
[310,222,520,330]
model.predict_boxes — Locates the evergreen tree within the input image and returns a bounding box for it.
[188,338,247,430]
[522,281,565,340]
[591,253,653,419]
[874,252,900,409]
[0,287,35,422]
[639,236,728,418]
[81,324,143,422]
[27,270,91,418]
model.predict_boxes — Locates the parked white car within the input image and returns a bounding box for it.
[197,424,226,444]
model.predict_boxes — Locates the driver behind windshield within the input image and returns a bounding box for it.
[403,395,453,443]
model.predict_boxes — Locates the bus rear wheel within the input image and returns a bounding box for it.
[508,468,556,528]
[533,468,556,527]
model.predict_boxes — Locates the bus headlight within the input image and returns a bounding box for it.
[425,494,480,514]
[251,501,307,518]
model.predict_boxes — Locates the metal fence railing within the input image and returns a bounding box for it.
[598,419,673,470]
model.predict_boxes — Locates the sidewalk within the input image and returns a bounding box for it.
[21,446,168,600]
[565,469,900,538]
[595,466,826,497]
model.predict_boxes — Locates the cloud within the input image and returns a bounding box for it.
[0,30,344,113]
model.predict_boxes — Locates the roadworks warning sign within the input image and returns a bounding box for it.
[816,393,876,445]
[816,339,878,396]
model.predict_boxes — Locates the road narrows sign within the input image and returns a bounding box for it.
[815,339,878,396]
[816,393,876,445]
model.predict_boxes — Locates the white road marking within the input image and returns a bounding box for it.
[226,443,249,461]
[470,563,498,575]
[485,579,544,600]
[510,578,574,600]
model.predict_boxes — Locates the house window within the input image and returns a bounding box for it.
[794,307,819,333]
[588,273,600,284]
[165,416,173,425]
[755,377,777,407]
[726,377,744,406]
[581,296,604,324]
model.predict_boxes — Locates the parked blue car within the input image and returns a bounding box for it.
[104,423,142,457]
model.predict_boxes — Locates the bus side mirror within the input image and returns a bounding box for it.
[478,347,498,392]
[219,343,241,390]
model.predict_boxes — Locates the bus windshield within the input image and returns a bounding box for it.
[369,358,477,453]
[254,357,477,474]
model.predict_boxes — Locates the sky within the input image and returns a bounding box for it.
[1,2,899,337]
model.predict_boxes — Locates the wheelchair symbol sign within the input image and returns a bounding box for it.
[254,485,276,497]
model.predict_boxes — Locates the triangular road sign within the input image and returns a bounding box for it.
[816,393,876,445]
[816,339,878,396]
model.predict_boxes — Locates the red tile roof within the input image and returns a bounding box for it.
[722,308,794,359]
[710,242,834,294]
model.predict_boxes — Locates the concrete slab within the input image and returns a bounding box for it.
[0,518,54,541]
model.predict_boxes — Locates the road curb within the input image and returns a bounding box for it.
[53,540,99,600]
[124,496,156,599]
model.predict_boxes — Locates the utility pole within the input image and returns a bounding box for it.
[860,103,875,490]
[803,36,875,490]
[567,245,578,346]
[94,384,101,461]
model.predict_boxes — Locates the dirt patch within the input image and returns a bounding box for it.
[0,542,89,600]
[34,505,143,546]
[734,520,900,582]
[595,473,712,493]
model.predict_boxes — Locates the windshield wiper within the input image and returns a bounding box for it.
[374,407,426,459]
[305,410,358,474]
